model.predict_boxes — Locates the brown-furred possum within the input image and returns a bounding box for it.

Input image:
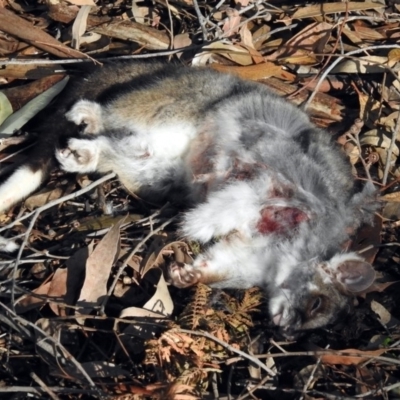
[0,61,377,338]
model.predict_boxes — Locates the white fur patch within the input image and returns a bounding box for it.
[139,123,197,159]
[0,236,18,252]
[0,166,43,213]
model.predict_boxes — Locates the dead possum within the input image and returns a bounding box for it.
[0,61,377,338]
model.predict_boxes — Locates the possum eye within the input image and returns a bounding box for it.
[309,296,322,315]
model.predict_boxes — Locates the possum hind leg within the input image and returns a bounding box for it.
[168,235,266,290]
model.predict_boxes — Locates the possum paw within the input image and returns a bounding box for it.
[66,100,104,135]
[168,261,203,288]
[56,138,100,173]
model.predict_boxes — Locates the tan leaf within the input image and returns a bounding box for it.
[76,217,125,318]
[370,300,392,325]
[222,8,241,36]
[47,268,68,316]
[211,62,295,82]
[119,307,168,319]
[0,7,85,59]
[66,0,96,5]
[267,22,332,64]
[381,192,400,202]
[342,27,363,44]
[71,5,92,49]
[292,2,384,20]
[388,49,400,63]
[194,42,253,66]
[25,187,65,211]
[143,274,174,317]
[352,25,385,41]
[320,348,387,366]
[15,280,52,313]
[240,24,254,49]
[331,56,400,74]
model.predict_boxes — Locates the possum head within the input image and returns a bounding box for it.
[268,253,375,339]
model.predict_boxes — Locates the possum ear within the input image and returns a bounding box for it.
[334,258,375,292]
[256,205,309,235]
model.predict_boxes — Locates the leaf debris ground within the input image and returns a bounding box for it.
[1,0,400,398]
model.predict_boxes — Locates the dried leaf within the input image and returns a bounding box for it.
[194,42,253,66]
[371,300,392,325]
[119,307,168,319]
[222,8,241,36]
[25,187,65,211]
[76,217,125,317]
[211,62,296,81]
[143,274,173,316]
[47,268,68,316]
[352,25,385,41]
[331,56,397,74]
[388,48,400,63]
[66,0,96,5]
[0,8,86,59]
[0,91,13,126]
[0,77,69,135]
[0,64,65,80]
[292,2,384,20]
[267,22,332,65]
[15,280,52,313]
[71,5,92,49]
[320,348,387,366]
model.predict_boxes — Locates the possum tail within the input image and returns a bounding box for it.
[0,150,55,214]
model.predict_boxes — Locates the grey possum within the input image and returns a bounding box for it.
[0,61,377,338]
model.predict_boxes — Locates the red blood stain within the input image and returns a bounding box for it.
[257,206,308,235]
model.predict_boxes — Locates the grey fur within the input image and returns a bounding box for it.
[0,61,377,337]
